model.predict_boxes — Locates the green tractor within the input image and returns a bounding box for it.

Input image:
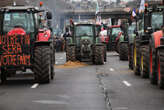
[66,22,106,65]
[133,1,164,80]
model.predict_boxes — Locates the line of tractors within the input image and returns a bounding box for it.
[107,1,164,89]
[0,3,108,84]
[2,1,164,90]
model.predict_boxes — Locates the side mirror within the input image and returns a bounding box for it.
[46,11,52,19]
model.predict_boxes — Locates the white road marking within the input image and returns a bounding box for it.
[110,68,114,71]
[32,100,69,105]
[57,95,70,99]
[59,57,63,60]
[56,61,58,64]
[31,83,39,89]
[123,81,131,87]
[114,107,128,110]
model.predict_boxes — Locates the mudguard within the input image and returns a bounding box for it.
[152,30,163,48]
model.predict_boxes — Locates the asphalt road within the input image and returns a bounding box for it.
[0,52,164,110]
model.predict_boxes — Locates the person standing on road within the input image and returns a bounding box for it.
[63,27,71,51]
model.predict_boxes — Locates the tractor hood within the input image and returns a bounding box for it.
[8,28,26,36]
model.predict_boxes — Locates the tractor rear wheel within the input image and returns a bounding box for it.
[149,38,158,85]
[51,52,55,80]
[119,42,128,60]
[51,43,55,80]
[128,44,133,70]
[104,45,107,62]
[157,50,164,89]
[94,46,104,65]
[133,40,140,75]
[34,46,51,84]
[66,45,76,62]
[140,46,149,78]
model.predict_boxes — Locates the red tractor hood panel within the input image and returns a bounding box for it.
[8,28,26,36]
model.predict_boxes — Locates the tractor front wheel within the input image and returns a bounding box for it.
[133,40,140,75]
[149,38,158,85]
[140,46,149,78]
[94,46,104,65]
[66,45,76,62]
[119,42,128,60]
[34,46,51,84]
[157,50,164,89]
[128,44,133,70]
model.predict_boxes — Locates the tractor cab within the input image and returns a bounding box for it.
[144,1,164,35]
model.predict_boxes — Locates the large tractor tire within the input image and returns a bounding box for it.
[149,38,158,85]
[34,46,52,84]
[104,45,107,62]
[94,46,104,65]
[119,42,128,61]
[66,45,76,62]
[51,50,55,80]
[128,44,133,70]
[50,43,55,80]
[0,69,7,84]
[133,40,140,75]
[157,49,164,89]
[140,46,149,78]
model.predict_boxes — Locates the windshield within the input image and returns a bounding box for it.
[112,27,121,35]
[3,12,35,33]
[151,12,163,30]
[75,25,93,37]
[128,24,136,34]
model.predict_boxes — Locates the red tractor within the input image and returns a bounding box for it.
[107,25,122,52]
[0,5,55,84]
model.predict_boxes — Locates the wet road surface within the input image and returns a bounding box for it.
[0,52,164,110]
